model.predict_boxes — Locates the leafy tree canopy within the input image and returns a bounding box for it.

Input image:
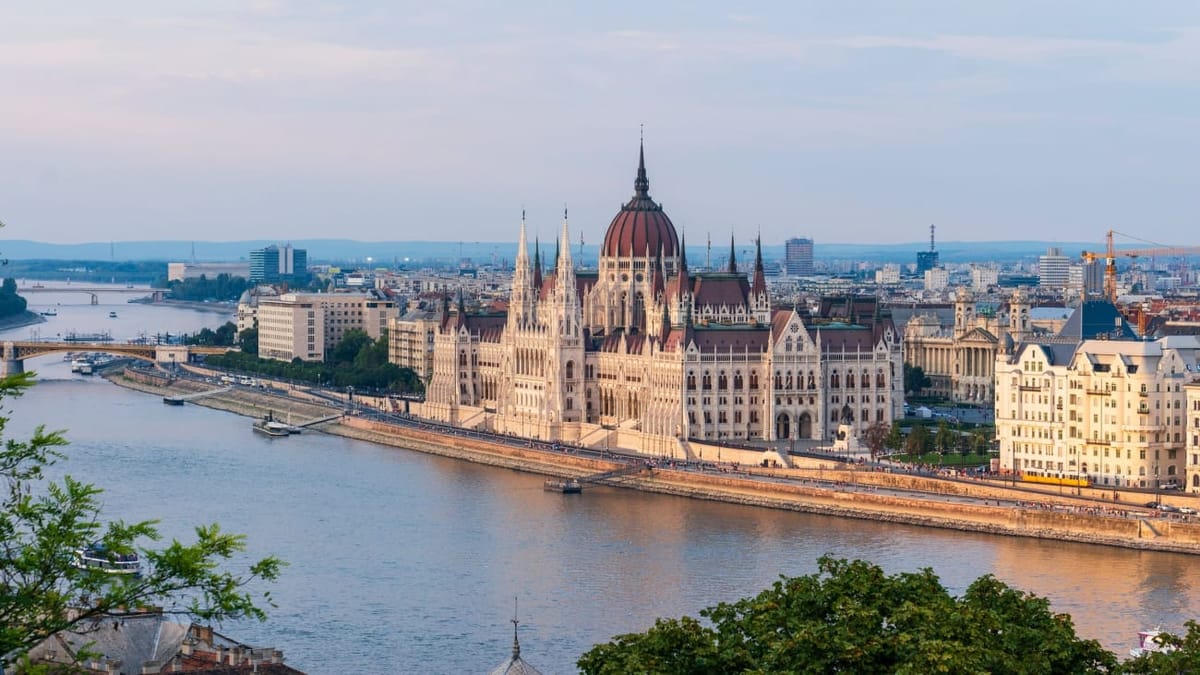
[0,372,282,666]
[579,556,1121,674]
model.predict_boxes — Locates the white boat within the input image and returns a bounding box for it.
[40,308,57,316]
[1131,628,1176,657]
[79,363,94,375]
[73,542,142,576]
[70,358,90,373]
[109,311,118,318]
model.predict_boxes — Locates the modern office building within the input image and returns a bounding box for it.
[1038,247,1071,290]
[784,238,814,276]
[249,244,309,284]
[167,262,251,282]
[253,291,399,362]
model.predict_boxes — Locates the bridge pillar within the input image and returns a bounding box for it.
[1,342,23,377]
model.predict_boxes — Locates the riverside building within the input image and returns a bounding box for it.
[995,303,1200,491]
[422,144,904,453]
[254,291,399,362]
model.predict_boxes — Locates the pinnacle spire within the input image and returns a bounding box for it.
[634,133,649,198]
[727,234,737,273]
[752,235,767,295]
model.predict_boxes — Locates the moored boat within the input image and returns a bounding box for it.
[544,479,583,494]
[73,542,142,576]
[253,421,289,437]
[1131,628,1176,657]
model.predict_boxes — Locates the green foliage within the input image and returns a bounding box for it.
[905,423,932,455]
[184,321,240,347]
[861,422,890,459]
[165,273,248,302]
[0,277,28,318]
[205,331,422,394]
[903,363,931,396]
[884,423,904,453]
[579,556,1117,674]
[0,372,282,664]
[238,327,258,355]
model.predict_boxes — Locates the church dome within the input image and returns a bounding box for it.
[601,143,679,259]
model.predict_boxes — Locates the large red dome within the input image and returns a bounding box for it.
[601,144,679,259]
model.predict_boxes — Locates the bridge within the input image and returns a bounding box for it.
[1,340,235,376]
[20,286,165,304]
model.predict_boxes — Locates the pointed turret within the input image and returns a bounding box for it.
[532,237,543,291]
[752,236,767,295]
[454,287,467,328]
[677,232,690,297]
[510,210,534,328]
[634,137,649,198]
[727,234,737,273]
[651,242,665,298]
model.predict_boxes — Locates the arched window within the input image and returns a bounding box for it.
[566,361,575,379]
[566,398,574,410]
[459,351,467,367]
[831,371,840,388]
[750,371,759,389]
[734,372,744,390]
[862,370,870,387]
[703,372,712,390]
[687,372,696,390]
[774,371,782,389]
[807,372,815,390]
[877,369,885,387]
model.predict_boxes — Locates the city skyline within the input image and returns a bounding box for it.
[1,2,1197,246]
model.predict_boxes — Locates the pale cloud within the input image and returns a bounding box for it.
[0,2,1197,243]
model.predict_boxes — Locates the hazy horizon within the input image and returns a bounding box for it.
[2,2,1197,247]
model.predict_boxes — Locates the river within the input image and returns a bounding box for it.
[1,284,1196,674]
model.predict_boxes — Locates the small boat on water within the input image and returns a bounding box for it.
[73,542,142,576]
[544,478,583,494]
[78,363,94,375]
[40,308,57,316]
[109,311,118,318]
[248,420,285,437]
[1131,628,1176,657]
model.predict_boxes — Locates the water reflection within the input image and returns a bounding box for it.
[2,362,1195,672]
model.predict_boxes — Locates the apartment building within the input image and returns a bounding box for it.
[996,334,1200,490]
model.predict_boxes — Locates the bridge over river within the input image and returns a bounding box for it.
[20,286,165,304]
[1,340,233,376]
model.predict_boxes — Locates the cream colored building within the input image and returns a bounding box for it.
[996,332,1200,490]
[257,295,324,362]
[902,287,1031,403]
[422,145,904,453]
[388,311,439,382]
[255,291,399,362]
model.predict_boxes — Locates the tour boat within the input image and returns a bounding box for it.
[253,416,290,437]
[71,358,91,373]
[73,542,142,576]
[1131,628,1176,657]
[544,478,583,494]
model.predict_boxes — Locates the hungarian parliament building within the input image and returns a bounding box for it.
[423,145,904,452]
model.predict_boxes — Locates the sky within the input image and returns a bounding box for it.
[0,1,1197,248]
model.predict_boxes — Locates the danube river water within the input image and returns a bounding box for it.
[2,286,1197,674]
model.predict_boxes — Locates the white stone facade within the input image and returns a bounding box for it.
[995,335,1200,490]
[422,148,904,452]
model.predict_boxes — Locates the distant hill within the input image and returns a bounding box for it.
[0,239,1097,266]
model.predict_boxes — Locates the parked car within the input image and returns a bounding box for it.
[1159,504,1181,513]
[1144,500,1162,508]
[1178,506,1196,515]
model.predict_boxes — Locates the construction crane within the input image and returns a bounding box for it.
[1081,230,1200,303]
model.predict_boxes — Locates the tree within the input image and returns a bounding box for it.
[935,419,956,454]
[903,363,931,397]
[238,327,258,356]
[1122,621,1200,673]
[905,423,931,456]
[862,422,890,460]
[884,423,904,454]
[579,556,1117,674]
[0,372,282,665]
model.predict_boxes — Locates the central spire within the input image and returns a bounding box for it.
[634,135,649,198]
